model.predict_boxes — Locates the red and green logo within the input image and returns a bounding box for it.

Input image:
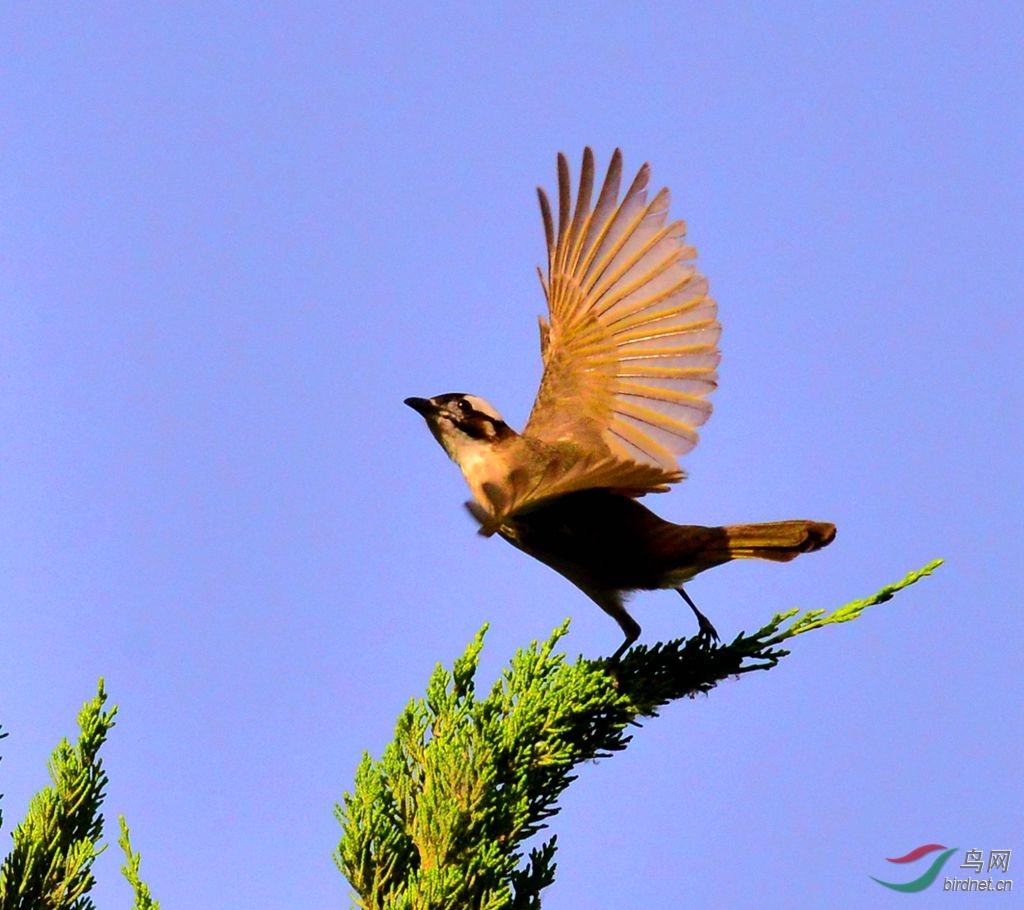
[871,844,958,892]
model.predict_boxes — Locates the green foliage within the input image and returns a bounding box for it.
[0,562,941,909]
[0,681,158,910]
[617,558,944,715]
[0,681,115,910]
[336,561,942,909]
[336,620,633,910]
[118,818,159,910]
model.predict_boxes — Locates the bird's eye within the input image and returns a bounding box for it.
[457,399,473,414]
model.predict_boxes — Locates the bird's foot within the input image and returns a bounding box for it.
[677,587,720,643]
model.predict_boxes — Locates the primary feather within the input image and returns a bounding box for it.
[526,148,721,478]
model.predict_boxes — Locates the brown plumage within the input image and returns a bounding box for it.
[405,149,835,660]
[498,490,835,656]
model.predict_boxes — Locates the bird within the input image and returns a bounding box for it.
[405,148,835,661]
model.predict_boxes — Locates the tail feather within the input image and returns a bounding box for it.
[655,519,836,580]
[720,520,836,561]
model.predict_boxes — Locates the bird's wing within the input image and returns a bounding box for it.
[523,148,720,493]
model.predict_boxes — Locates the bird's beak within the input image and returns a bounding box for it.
[404,396,435,417]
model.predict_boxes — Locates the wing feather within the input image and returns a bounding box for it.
[524,148,721,483]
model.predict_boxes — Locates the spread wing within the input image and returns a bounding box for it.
[523,148,721,494]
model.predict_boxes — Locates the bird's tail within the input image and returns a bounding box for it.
[717,520,836,561]
[658,519,836,580]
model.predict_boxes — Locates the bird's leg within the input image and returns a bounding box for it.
[609,628,638,664]
[589,592,641,663]
[677,587,719,642]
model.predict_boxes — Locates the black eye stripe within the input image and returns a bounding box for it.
[432,392,507,427]
[461,414,497,439]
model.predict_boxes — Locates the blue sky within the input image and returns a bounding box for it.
[2,4,1021,907]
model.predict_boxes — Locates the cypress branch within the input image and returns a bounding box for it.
[0,680,115,910]
[0,680,159,910]
[336,560,942,908]
[118,817,160,910]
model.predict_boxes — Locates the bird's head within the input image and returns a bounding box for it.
[404,393,516,468]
